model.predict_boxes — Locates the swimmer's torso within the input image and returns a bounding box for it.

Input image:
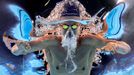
[45,38,106,75]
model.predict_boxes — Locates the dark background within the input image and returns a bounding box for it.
[0,0,117,36]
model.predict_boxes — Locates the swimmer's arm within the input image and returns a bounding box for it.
[97,41,131,54]
[3,35,48,56]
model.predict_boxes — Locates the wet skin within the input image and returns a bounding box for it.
[5,36,106,75]
[2,21,131,75]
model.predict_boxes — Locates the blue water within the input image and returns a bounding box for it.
[22,54,45,75]
[104,65,134,75]
[105,3,125,39]
[9,5,32,41]
[3,3,133,75]
[0,65,10,75]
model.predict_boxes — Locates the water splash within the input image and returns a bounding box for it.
[61,28,77,73]
[9,5,33,41]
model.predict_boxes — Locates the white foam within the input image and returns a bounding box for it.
[61,29,77,73]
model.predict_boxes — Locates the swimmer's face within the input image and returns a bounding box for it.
[61,21,78,38]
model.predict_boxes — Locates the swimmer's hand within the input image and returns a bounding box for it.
[97,41,131,54]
